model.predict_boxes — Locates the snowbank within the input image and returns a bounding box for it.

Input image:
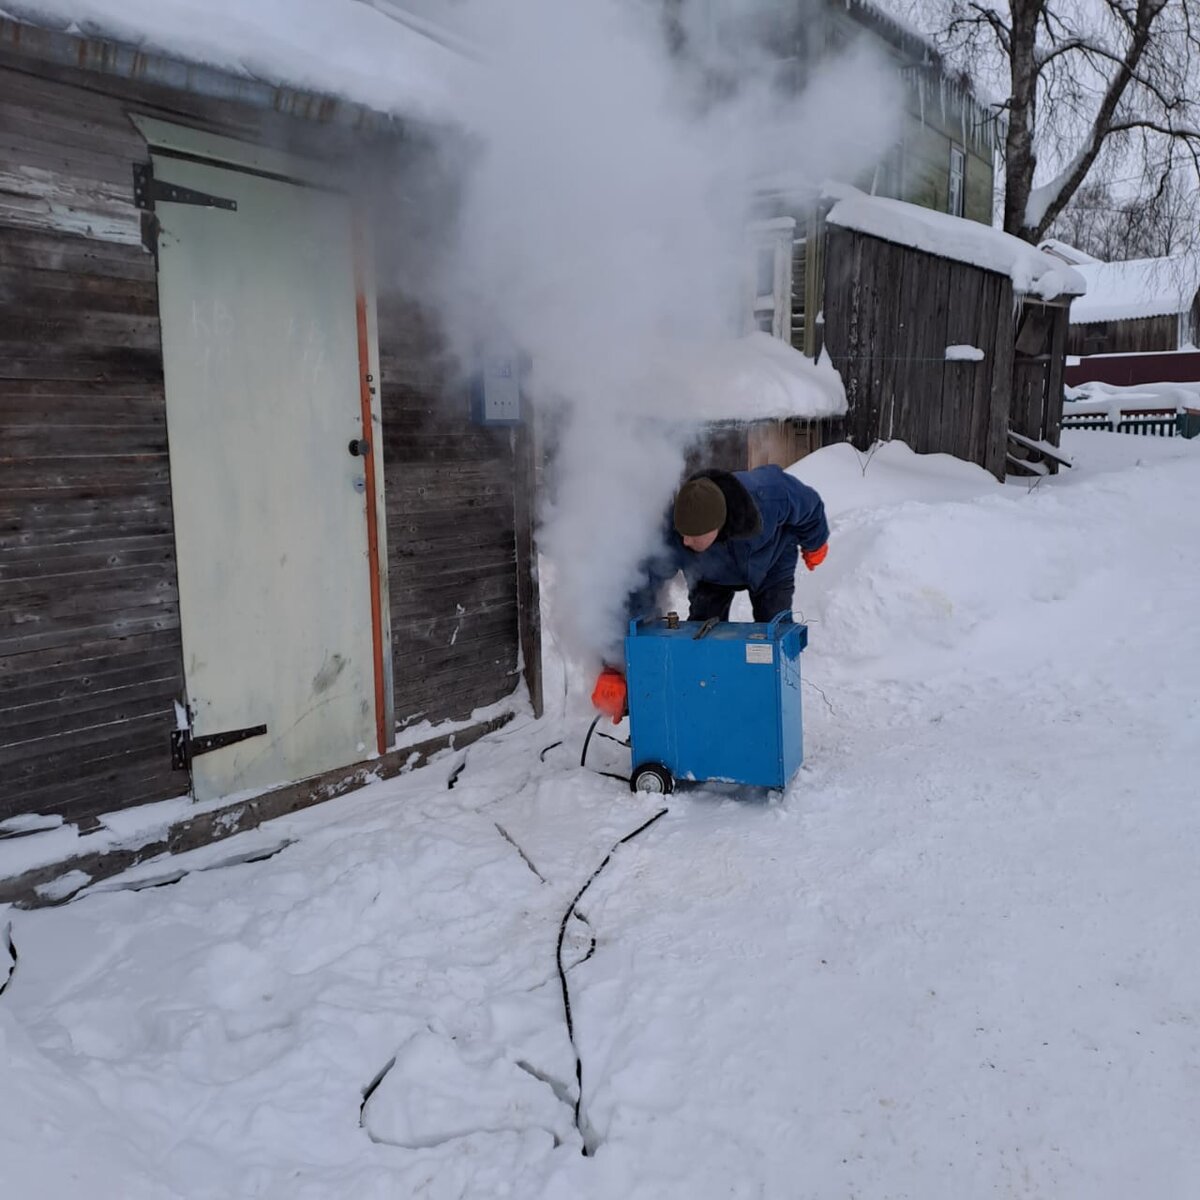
[6,0,471,119]
[826,187,1085,301]
[789,439,999,520]
[1068,254,1200,325]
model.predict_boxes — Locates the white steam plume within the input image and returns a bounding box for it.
[436,0,903,670]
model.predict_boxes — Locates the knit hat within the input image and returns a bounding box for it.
[673,478,727,537]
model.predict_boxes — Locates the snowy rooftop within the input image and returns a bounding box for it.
[826,188,1086,301]
[1067,255,1200,325]
[2,0,471,119]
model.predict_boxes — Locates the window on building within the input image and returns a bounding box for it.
[745,219,795,341]
[871,142,905,201]
[948,145,966,218]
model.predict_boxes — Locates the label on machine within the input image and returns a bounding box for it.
[745,644,774,664]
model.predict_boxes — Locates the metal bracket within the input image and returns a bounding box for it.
[172,723,267,771]
[133,162,237,213]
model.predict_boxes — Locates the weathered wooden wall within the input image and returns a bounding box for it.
[746,418,825,468]
[896,119,993,227]
[821,226,1015,479]
[377,298,527,727]
[0,63,185,827]
[1,46,539,832]
[1009,300,1070,472]
[687,417,840,477]
[686,423,750,475]
[822,4,995,226]
[1067,313,1180,357]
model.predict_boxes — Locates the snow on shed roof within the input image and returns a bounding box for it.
[825,188,1085,301]
[2,0,470,120]
[1067,255,1200,325]
[646,333,847,424]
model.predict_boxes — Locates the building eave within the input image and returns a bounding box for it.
[0,14,411,135]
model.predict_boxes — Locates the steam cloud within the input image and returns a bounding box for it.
[436,0,903,671]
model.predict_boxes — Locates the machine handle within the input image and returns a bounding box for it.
[766,610,794,636]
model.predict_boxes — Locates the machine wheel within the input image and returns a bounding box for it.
[630,763,674,795]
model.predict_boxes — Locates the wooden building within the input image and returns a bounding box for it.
[819,195,1080,480]
[0,15,540,898]
[1060,254,1200,358]
[667,0,1061,481]
[722,191,1081,481]
[672,0,999,249]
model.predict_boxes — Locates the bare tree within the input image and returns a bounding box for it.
[926,0,1200,244]
[1049,168,1200,258]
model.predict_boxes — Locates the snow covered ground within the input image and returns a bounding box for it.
[3,432,1200,1198]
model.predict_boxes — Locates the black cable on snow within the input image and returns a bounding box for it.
[0,922,16,999]
[595,730,631,748]
[579,716,631,785]
[555,807,668,1155]
[579,715,603,768]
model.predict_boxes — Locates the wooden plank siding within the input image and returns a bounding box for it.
[377,296,526,728]
[1066,312,1182,357]
[0,57,186,825]
[1,48,539,835]
[822,226,1026,480]
[1007,300,1070,473]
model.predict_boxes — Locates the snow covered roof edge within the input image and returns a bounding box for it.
[1,0,470,123]
[825,188,1086,301]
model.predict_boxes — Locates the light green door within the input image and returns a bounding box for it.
[154,154,380,802]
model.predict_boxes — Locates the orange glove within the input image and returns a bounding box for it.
[802,542,828,571]
[591,667,628,725]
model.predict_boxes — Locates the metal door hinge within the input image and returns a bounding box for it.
[134,162,237,212]
[172,723,267,771]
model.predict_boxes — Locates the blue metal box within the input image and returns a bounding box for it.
[624,613,807,792]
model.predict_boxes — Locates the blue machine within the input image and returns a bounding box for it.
[624,612,808,794]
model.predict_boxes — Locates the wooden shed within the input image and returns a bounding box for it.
[817,193,1081,480]
[0,14,540,895]
[1063,254,1200,357]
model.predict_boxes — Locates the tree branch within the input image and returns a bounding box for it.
[1108,119,1200,140]
[1020,0,1173,240]
[947,2,1013,54]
